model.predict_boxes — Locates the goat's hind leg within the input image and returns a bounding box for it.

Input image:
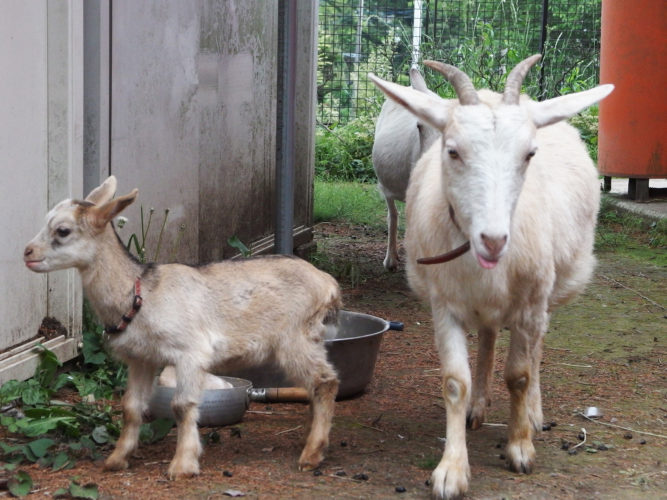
[105,361,156,471]
[468,326,497,430]
[167,366,205,479]
[383,197,400,271]
[279,339,338,470]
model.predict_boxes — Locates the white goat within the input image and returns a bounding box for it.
[372,68,439,271]
[24,176,341,478]
[370,55,613,499]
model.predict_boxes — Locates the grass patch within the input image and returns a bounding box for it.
[314,180,387,230]
[595,196,667,266]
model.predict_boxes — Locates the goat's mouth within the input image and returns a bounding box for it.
[476,253,500,270]
[25,259,46,272]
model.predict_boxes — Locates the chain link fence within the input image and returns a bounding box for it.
[318,0,601,124]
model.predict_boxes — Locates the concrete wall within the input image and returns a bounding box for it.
[0,1,83,383]
[110,0,317,264]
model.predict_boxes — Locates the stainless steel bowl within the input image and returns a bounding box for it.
[148,376,251,426]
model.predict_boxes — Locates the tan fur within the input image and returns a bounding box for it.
[24,176,341,478]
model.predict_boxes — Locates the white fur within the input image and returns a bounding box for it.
[372,69,439,270]
[24,176,341,478]
[370,58,613,499]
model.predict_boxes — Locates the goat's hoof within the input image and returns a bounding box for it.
[466,415,483,430]
[506,440,535,474]
[167,461,200,480]
[104,456,129,471]
[466,398,488,431]
[430,460,470,500]
[383,257,399,272]
[298,452,324,472]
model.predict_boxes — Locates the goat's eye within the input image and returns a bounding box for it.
[448,149,460,160]
[56,227,71,238]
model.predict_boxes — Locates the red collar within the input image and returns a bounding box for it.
[104,278,143,334]
[417,205,471,265]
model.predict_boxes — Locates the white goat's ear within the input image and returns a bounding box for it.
[369,73,451,130]
[90,188,138,229]
[528,84,614,128]
[85,176,118,205]
[409,68,428,92]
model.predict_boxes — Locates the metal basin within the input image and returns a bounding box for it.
[221,310,401,399]
[149,376,251,426]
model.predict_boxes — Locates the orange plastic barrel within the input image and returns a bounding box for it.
[598,0,666,178]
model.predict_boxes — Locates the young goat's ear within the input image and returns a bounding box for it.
[528,84,614,128]
[369,73,452,131]
[90,189,138,230]
[85,176,118,205]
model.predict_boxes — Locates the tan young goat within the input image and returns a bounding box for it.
[24,176,341,478]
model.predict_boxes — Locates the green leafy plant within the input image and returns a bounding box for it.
[54,478,99,499]
[0,325,172,471]
[227,235,252,257]
[315,117,377,183]
[121,206,170,263]
[569,105,599,160]
[7,470,33,497]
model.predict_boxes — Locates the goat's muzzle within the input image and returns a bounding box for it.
[24,245,46,272]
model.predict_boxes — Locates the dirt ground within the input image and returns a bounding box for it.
[6,221,666,499]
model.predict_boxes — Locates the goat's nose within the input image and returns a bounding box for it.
[24,246,33,258]
[481,233,508,256]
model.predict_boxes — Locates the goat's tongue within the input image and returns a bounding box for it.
[477,254,499,270]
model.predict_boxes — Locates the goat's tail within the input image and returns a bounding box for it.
[323,282,343,326]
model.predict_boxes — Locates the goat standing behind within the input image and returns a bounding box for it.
[372,68,438,271]
[24,176,341,478]
[370,56,613,499]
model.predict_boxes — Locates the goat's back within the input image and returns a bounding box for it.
[110,255,342,368]
[372,99,424,201]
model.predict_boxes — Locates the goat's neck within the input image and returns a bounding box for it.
[79,226,145,327]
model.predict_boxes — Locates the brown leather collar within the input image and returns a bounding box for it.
[417,205,471,265]
[104,278,143,334]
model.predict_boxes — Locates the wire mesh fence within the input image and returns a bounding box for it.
[317,0,601,124]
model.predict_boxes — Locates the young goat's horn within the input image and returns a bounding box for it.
[503,54,542,105]
[424,60,479,105]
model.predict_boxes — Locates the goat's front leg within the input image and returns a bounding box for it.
[167,365,205,479]
[431,306,471,500]
[468,325,498,430]
[105,361,156,471]
[383,197,400,271]
[504,311,547,474]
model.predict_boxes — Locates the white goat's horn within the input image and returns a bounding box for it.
[503,54,542,105]
[424,60,479,105]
